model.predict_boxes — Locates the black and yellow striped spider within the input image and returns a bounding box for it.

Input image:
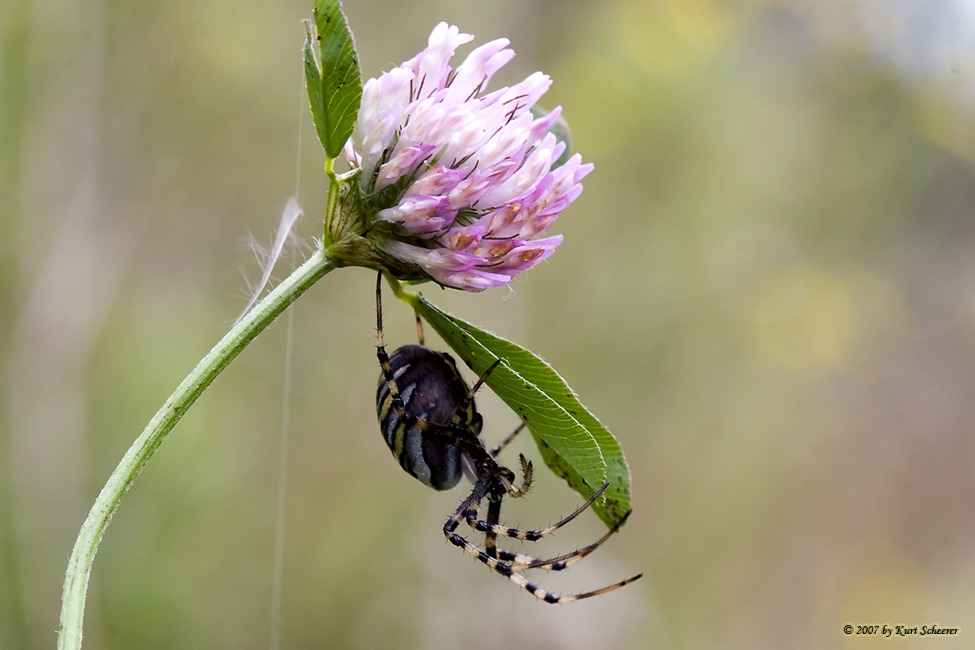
[374,273,641,603]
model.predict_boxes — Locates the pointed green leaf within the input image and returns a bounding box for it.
[393,284,632,528]
[303,0,361,160]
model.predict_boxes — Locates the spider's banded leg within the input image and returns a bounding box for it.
[481,491,549,566]
[506,568,643,604]
[452,526,642,602]
[442,479,540,591]
[445,358,501,430]
[406,418,492,459]
[376,379,488,458]
[413,308,425,345]
[445,474,513,570]
[490,423,526,457]
[484,495,502,559]
[375,273,396,387]
[466,481,612,542]
[444,474,491,542]
[484,509,633,573]
[445,487,643,603]
[485,462,536,562]
[375,273,423,413]
[506,510,634,572]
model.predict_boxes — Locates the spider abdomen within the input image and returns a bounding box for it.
[376,343,483,491]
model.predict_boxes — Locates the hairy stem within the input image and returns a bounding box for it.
[58,244,338,650]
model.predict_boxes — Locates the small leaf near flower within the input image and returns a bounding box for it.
[392,281,632,528]
[304,0,362,160]
[529,105,574,169]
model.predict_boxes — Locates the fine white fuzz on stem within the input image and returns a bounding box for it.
[237,198,305,323]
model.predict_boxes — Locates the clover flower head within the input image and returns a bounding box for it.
[346,23,593,291]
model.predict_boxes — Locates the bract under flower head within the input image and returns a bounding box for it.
[347,22,593,291]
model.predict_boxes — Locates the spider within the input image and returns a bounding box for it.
[374,273,642,603]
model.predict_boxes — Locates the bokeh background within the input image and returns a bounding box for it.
[3,0,975,648]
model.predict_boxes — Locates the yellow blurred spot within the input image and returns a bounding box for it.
[615,0,734,77]
[913,90,975,162]
[176,0,270,84]
[553,52,647,158]
[750,266,856,369]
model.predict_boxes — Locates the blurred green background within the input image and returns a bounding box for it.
[3,0,975,648]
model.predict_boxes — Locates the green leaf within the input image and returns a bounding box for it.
[392,283,632,528]
[530,105,574,169]
[303,0,362,160]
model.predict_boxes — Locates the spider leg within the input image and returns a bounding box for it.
[444,473,492,555]
[490,423,526,457]
[506,510,633,572]
[375,273,401,403]
[414,308,425,346]
[508,570,643,604]
[484,485,632,572]
[484,494,502,559]
[466,481,612,542]
[444,357,501,430]
[404,418,487,457]
[444,477,643,603]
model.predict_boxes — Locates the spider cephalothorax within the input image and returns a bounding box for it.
[375,273,640,603]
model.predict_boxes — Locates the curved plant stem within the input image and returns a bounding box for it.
[58,244,339,650]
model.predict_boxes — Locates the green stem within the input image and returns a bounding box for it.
[58,244,339,650]
[324,157,340,241]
